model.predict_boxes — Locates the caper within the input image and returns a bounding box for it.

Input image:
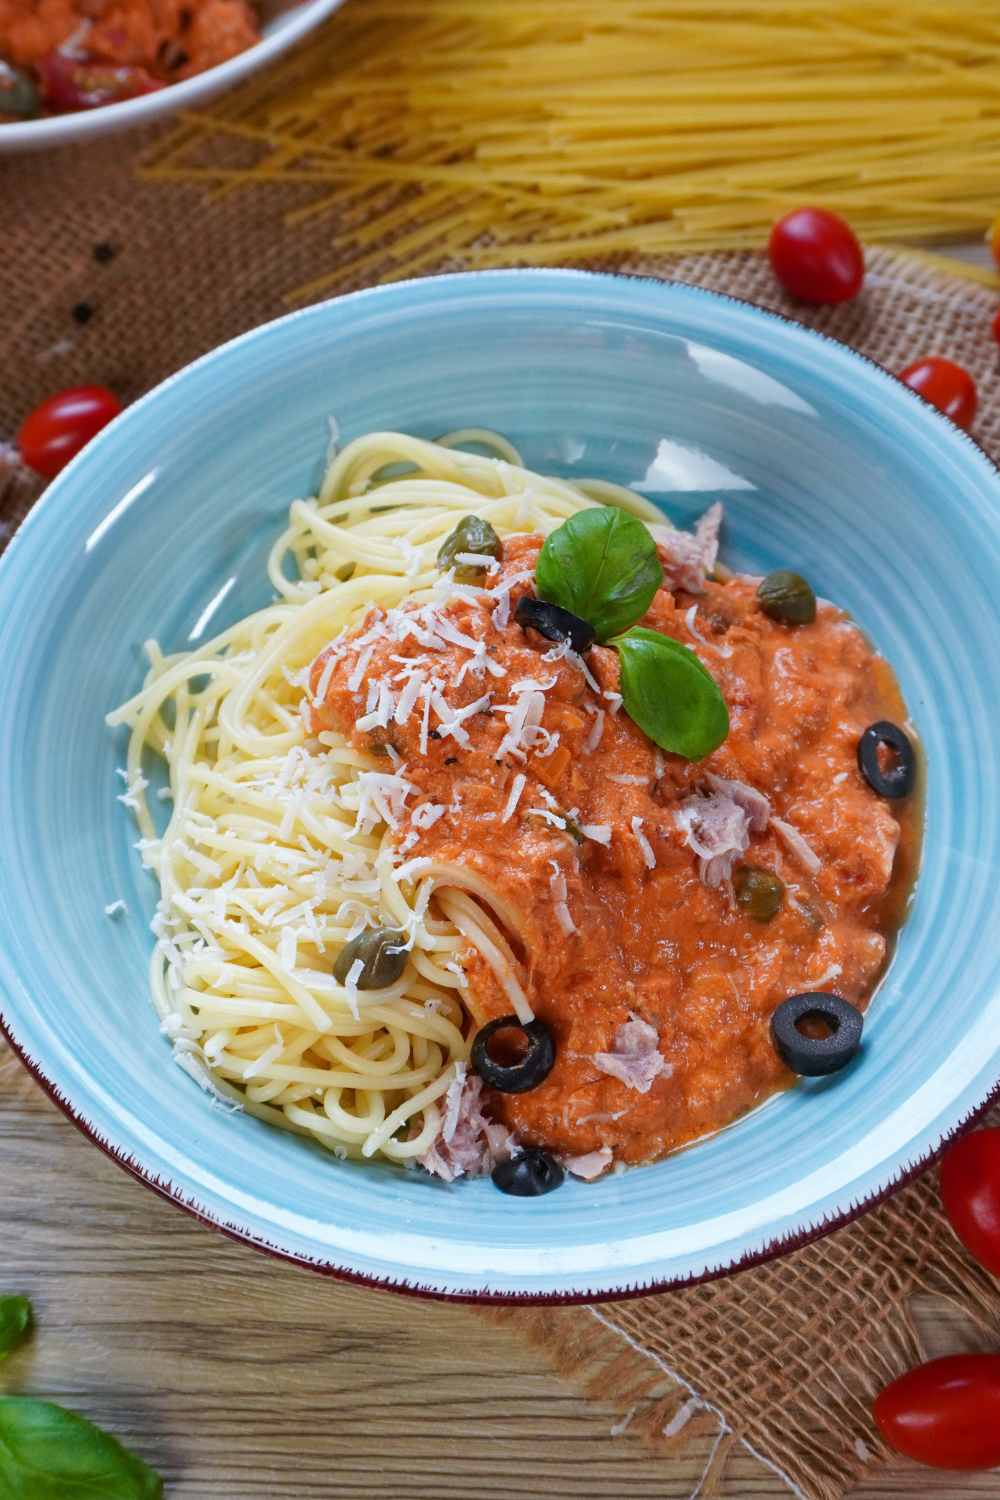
[733,865,784,922]
[437,515,502,580]
[757,570,816,625]
[333,926,408,989]
[563,814,584,845]
[0,63,40,119]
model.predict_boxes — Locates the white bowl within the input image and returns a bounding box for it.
[0,0,345,153]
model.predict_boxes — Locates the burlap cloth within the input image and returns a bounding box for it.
[4,133,1000,1500]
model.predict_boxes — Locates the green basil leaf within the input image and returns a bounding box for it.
[0,1298,31,1360]
[0,1398,163,1500]
[536,507,662,642]
[611,626,729,761]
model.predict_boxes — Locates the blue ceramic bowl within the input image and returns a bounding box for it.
[2,271,999,1301]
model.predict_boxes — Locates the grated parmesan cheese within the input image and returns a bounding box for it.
[582,707,605,754]
[501,772,527,823]
[454,552,500,573]
[580,823,612,845]
[411,801,446,830]
[244,1026,284,1079]
[527,806,567,829]
[631,816,656,869]
[314,651,339,705]
[548,860,577,934]
[343,957,364,1019]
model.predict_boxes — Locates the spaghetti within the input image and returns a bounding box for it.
[107,430,664,1169]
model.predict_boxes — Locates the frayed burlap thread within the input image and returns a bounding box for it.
[3,136,1000,1500]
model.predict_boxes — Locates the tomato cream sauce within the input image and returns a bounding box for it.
[310,535,915,1168]
[0,0,258,81]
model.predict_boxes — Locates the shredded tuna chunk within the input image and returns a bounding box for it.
[652,502,723,594]
[703,772,771,833]
[772,816,822,875]
[563,1146,614,1179]
[675,786,753,887]
[593,1014,671,1093]
[418,1065,518,1182]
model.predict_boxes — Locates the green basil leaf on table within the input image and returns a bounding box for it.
[0,1398,163,1499]
[0,1298,31,1360]
[536,507,663,642]
[611,626,729,760]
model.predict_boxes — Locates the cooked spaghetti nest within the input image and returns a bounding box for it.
[107,429,664,1164]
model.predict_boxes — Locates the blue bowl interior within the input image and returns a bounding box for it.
[1,270,999,1299]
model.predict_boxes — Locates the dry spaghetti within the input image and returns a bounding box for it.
[143,1,1000,303]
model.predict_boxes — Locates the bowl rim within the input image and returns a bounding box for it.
[0,0,345,153]
[1,264,997,1303]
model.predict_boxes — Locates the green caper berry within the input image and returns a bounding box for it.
[0,64,40,119]
[733,866,785,922]
[757,570,816,625]
[333,927,408,990]
[437,515,502,581]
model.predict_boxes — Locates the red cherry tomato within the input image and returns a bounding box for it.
[37,52,163,112]
[18,386,123,479]
[874,1354,1000,1470]
[768,208,864,305]
[898,356,977,430]
[940,1128,1000,1276]
[991,307,1000,346]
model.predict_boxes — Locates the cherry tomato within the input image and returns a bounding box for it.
[768,208,864,305]
[991,307,1000,347]
[940,1127,1000,1276]
[18,386,123,479]
[874,1354,1000,1470]
[37,53,162,112]
[898,356,977,430]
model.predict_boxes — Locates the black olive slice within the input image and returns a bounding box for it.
[514,595,595,653]
[492,1148,564,1197]
[771,992,864,1077]
[471,1014,556,1094]
[857,720,915,800]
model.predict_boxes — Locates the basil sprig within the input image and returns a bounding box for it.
[0,1298,31,1360]
[532,507,729,762]
[536,506,662,642]
[611,627,729,761]
[0,1397,163,1499]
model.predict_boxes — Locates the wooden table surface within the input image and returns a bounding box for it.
[4,1036,1000,1500]
[4,238,1000,1500]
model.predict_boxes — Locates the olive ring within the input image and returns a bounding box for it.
[514,595,596,654]
[857,720,915,800]
[771,992,864,1077]
[492,1149,565,1197]
[472,1014,556,1094]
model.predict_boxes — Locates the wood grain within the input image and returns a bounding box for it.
[1,1038,996,1499]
